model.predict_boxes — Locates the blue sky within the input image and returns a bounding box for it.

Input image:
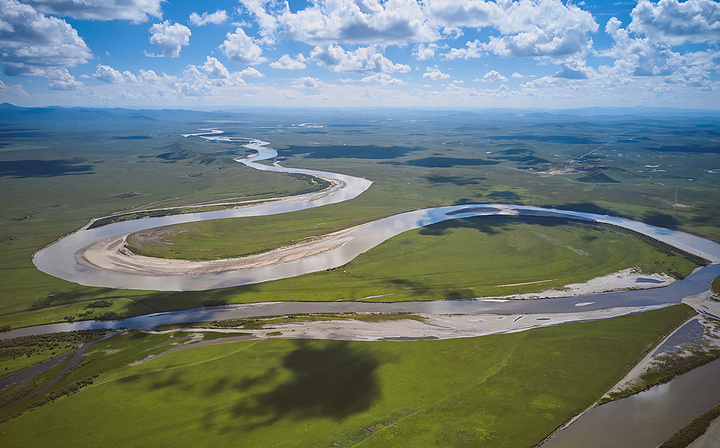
[1,0,719,109]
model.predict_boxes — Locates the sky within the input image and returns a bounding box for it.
[0,0,719,110]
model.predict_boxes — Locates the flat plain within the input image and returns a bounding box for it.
[1,105,719,447]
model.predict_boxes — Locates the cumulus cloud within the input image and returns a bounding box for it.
[278,0,437,44]
[93,64,124,83]
[239,67,264,78]
[201,57,232,80]
[629,0,720,45]
[413,43,440,60]
[437,0,598,62]
[148,21,191,58]
[0,0,91,76]
[21,0,163,22]
[480,70,508,82]
[444,39,484,59]
[188,10,228,26]
[298,76,321,88]
[423,67,450,80]
[512,72,525,78]
[354,73,406,85]
[423,0,498,28]
[270,54,307,70]
[310,45,410,73]
[238,0,281,44]
[554,61,592,79]
[220,27,267,64]
[46,68,82,90]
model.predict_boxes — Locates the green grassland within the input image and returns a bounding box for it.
[133,216,701,308]
[0,305,694,447]
[0,108,718,327]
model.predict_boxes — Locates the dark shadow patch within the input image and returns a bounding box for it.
[232,341,379,425]
[486,191,521,201]
[150,371,183,390]
[425,175,483,186]
[0,159,93,178]
[401,157,501,167]
[206,377,230,395]
[30,288,118,309]
[644,145,720,154]
[488,148,551,166]
[293,130,327,135]
[280,145,419,159]
[488,135,598,144]
[643,212,678,230]
[553,202,618,216]
[576,167,619,183]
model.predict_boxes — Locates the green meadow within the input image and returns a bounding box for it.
[0,305,694,447]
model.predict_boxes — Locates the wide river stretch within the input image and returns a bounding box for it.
[33,131,720,293]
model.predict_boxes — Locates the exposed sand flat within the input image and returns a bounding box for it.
[77,224,366,276]
[490,267,675,300]
[220,306,669,342]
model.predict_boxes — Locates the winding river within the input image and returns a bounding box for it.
[32,134,720,292]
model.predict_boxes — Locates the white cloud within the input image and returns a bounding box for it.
[444,39,484,59]
[189,10,228,26]
[94,64,124,83]
[480,70,508,82]
[554,61,592,79]
[201,57,232,80]
[220,27,267,65]
[436,0,598,62]
[298,76,322,88]
[413,43,439,60]
[46,68,82,90]
[423,0,498,28]
[423,67,450,80]
[238,0,281,44]
[629,0,720,45]
[511,72,525,78]
[270,54,307,70]
[0,80,28,97]
[137,69,174,84]
[239,67,264,78]
[22,0,163,22]
[278,0,437,45]
[148,21,191,58]
[0,0,91,76]
[355,73,406,85]
[310,44,410,73]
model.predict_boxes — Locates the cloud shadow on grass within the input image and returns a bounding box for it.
[0,159,94,178]
[231,341,380,427]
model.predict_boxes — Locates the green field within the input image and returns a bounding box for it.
[0,305,694,447]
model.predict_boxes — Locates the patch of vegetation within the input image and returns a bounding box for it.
[712,274,720,295]
[0,306,693,447]
[658,404,720,448]
[0,330,110,375]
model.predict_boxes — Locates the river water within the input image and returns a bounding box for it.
[543,359,720,448]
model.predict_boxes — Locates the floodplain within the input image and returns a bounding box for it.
[1,105,720,447]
